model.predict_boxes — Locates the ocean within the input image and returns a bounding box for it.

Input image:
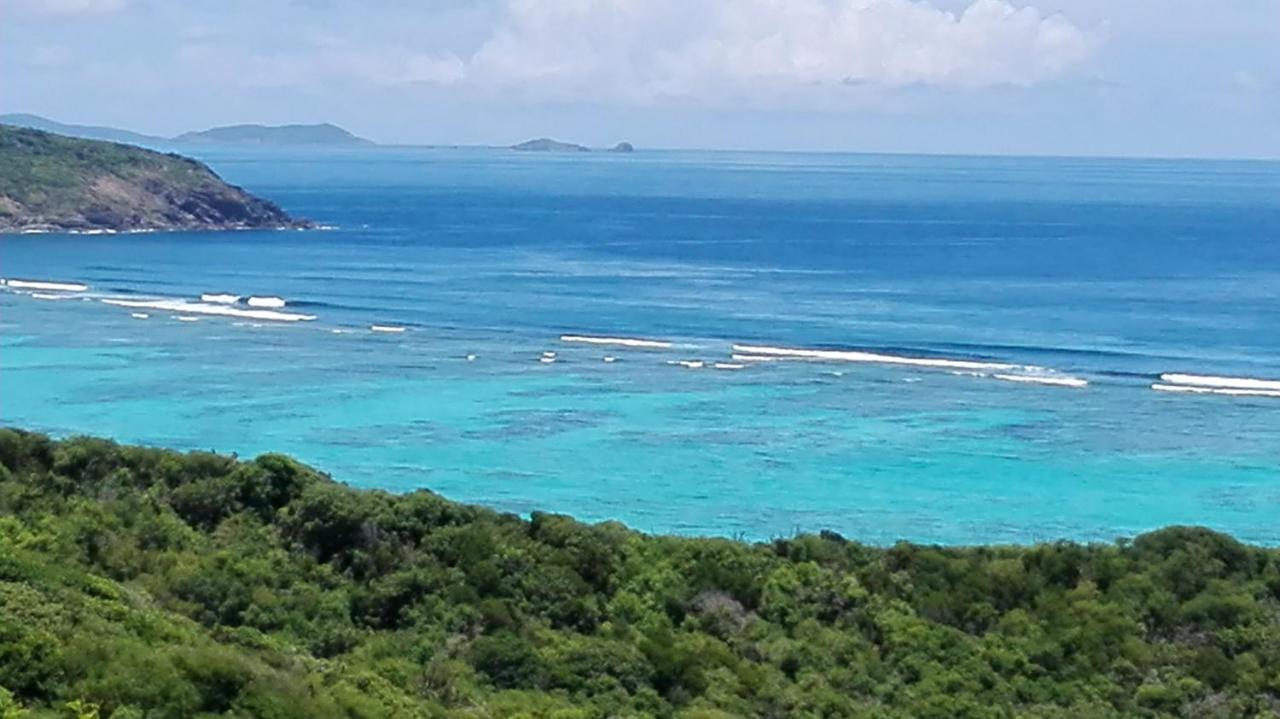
[2,146,1278,545]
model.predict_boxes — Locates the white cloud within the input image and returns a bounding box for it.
[17,0,1095,111]
[463,0,1098,102]
[2,0,130,16]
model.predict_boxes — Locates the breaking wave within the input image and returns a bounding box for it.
[370,325,406,333]
[247,296,286,308]
[1159,373,1280,393]
[731,344,1017,371]
[1152,384,1280,399]
[101,298,316,322]
[200,293,240,304]
[3,279,89,292]
[561,335,673,349]
[993,373,1088,389]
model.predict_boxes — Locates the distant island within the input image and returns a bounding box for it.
[511,137,590,152]
[175,122,374,146]
[512,137,636,153]
[0,113,374,147]
[0,125,308,233]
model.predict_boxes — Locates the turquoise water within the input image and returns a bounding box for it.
[2,147,1279,544]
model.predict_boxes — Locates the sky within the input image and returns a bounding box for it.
[2,0,1278,158]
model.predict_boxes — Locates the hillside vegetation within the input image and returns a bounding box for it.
[0,429,1277,718]
[0,125,306,233]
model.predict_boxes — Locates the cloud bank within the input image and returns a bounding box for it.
[465,0,1097,101]
[158,0,1095,106]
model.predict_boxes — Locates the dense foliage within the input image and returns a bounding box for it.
[0,429,1277,718]
[0,125,300,232]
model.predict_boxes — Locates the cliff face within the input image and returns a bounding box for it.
[0,125,309,233]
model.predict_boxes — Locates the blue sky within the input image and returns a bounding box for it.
[3,0,1277,158]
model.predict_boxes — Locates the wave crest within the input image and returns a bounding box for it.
[561,335,672,349]
[1153,383,1280,399]
[247,296,286,308]
[101,298,315,322]
[732,344,1017,371]
[993,373,1088,388]
[1159,373,1280,393]
[3,279,89,292]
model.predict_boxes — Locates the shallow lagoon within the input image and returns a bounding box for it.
[3,147,1278,543]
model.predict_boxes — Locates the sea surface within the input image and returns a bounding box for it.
[2,146,1279,545]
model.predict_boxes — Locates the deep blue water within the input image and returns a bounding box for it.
[2,146,1279,544]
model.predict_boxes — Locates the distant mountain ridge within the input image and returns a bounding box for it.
[0,113,165,145]
[0,114,374,147]
[175,123,374,146]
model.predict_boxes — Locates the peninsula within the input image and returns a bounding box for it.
[0,125,308,233]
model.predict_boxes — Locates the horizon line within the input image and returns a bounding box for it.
[4,111,1279,165]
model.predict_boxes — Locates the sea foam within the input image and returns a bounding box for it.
[993,373,1089,388]
[200,293,240,304]
[3,279,89,292]
[731,354,784,362]
[1152,383,1280,399]
[370,325,406,333]
[561,335,673,349]
[102,298,316,322]
[1159,373,1280,393]
[247,296,286,308]
[731,344,1017,371]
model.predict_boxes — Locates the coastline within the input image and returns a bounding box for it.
[0,223,335,235]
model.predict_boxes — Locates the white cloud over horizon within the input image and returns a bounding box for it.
[2,0,1276,157]
[464,0,1097,102]
[156,0,1097,107]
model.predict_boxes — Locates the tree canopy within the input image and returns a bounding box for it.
[0,428,1276,718]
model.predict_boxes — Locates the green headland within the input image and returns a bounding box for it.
[0,125,307,233]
